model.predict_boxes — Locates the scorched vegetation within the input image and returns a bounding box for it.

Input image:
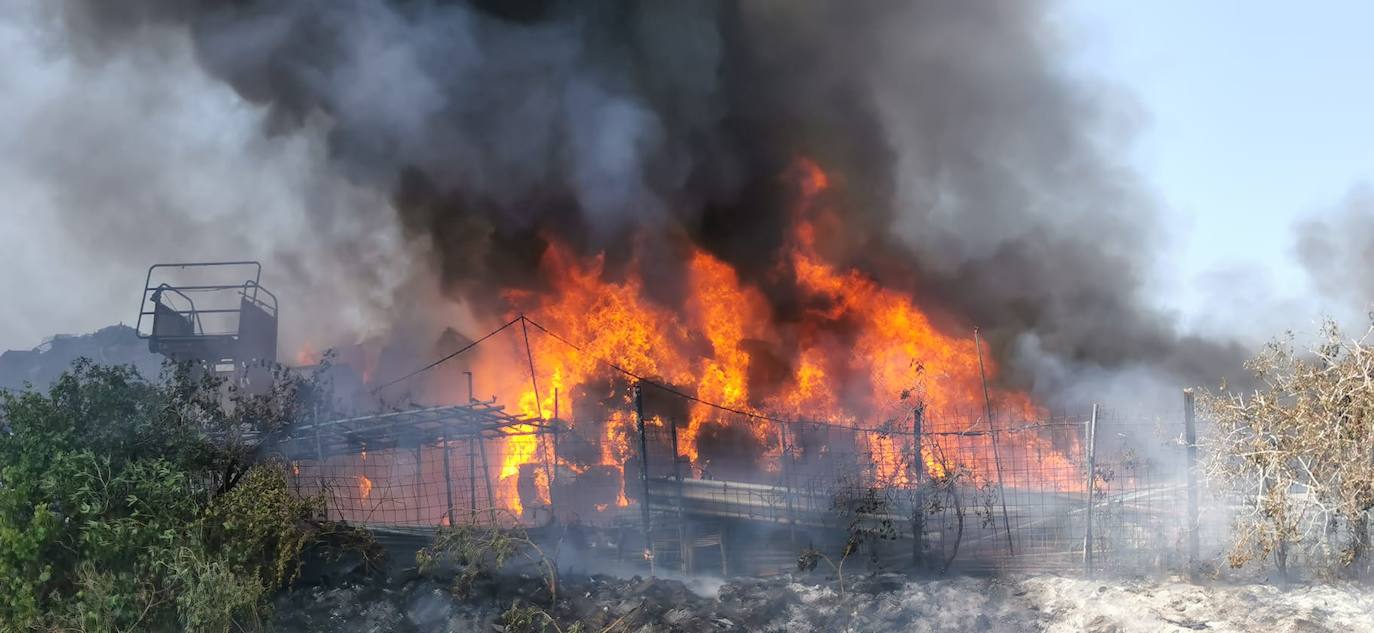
[1203,316,1374,578]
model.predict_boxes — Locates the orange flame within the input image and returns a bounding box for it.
[458,156,1071,513]
[357,474,373,499]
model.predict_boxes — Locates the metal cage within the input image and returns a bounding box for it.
[136,261,278,372]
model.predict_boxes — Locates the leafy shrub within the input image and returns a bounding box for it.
[207,465,326,589]
[0,360,336,631]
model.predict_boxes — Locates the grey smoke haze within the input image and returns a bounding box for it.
[7,0,1259,400]
[0,1,424,353]
[1296,183,1374,323]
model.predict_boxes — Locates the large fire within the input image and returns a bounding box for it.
[447,158,1073,516]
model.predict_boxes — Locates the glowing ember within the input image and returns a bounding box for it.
[294,343,318,366]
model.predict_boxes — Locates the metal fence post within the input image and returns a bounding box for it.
[551,389,560,523]
[478,436,495,518]
[442,428,456,527]
[414,445,424,525]
[467,437,478,514]
[912,404,928,571]
[1083,403,1098,575]
[634,382,655,576]
[975,328,1015,556]
[1184,389,1200,581]
[780,422,798,544]
[668,414,689,572]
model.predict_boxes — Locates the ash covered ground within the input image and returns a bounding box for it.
[273,562,1374,633]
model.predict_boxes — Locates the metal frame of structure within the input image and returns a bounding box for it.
[274,399,553,458]
[136,261,278,369]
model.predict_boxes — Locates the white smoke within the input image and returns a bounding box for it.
[0,0,421,352]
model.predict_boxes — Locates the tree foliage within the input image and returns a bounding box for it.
[0,360,333,631]
[1201,317,1374,577]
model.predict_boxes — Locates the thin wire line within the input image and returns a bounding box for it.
[373,313,1079,438]
[519,315,544,419]
[370,315,522,393]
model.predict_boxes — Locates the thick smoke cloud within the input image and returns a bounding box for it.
[43,0,1250,399]
[1296,184,1374,320]
[0,1,425,353]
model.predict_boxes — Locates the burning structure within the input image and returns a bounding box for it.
[270,305,1199,576]
[63,1,1242,577]
[258,163,1205,575]
[270,159,1039,506]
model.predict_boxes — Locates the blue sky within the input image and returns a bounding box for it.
[1062,0,1374,329]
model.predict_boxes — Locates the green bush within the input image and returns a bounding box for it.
[0,360,332,632]
[207,465,325,589]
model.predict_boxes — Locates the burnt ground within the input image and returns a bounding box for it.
[271,552,1374,633]
[271,564,996,632]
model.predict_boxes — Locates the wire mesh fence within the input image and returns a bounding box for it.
[272,390,1220,576]
[635,401,1209,575]
[287,439,518,528]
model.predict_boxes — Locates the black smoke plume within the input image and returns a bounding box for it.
[52,0,1249,400]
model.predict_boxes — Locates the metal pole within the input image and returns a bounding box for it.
[668,415,689,573]
[780,422,797,544]
[974,327,1015,555]
[414,446,424,525]
[551,388,560,521]
[668,417,683,483]
[467,437,478,513]
[1184,389,1200,581]
[520,316,544,418]
[442,430,456,527]
[464,368,479,519]
[520,316,556,524]
[634,382,655,576]
[1083,403,1099,575]
[478,434,496,517]
[912,403,928,570]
